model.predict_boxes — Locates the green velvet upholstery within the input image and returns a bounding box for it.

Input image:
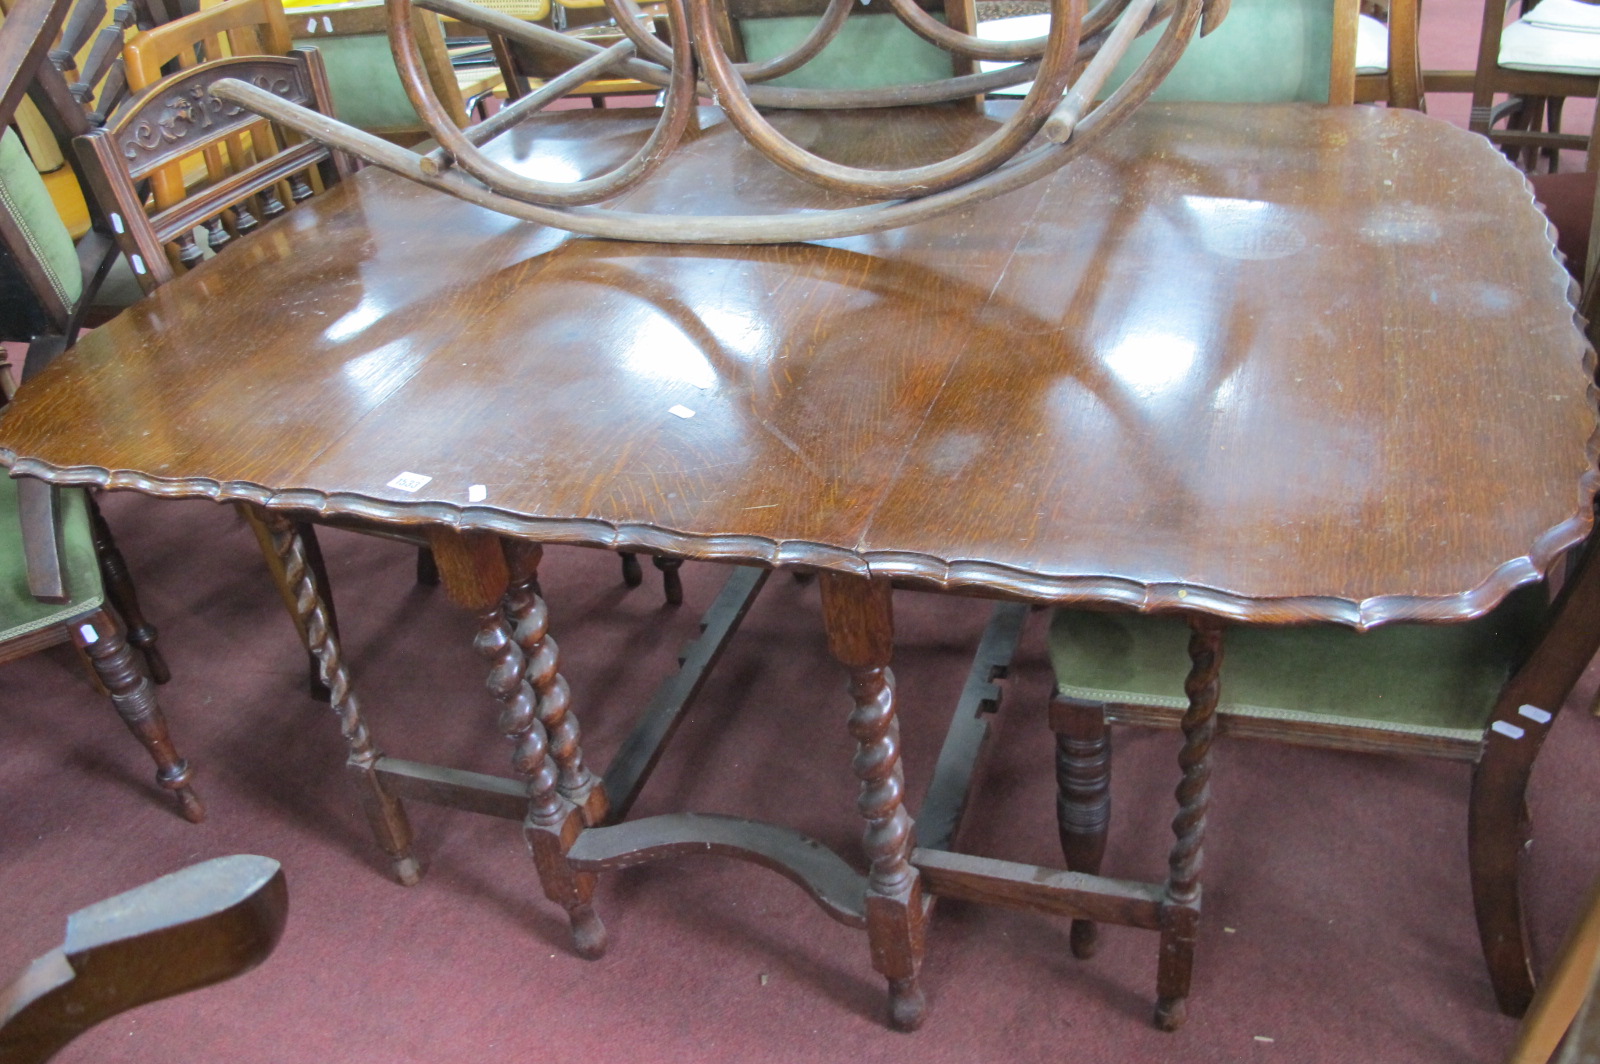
[0,479,102,643]
[1047,584,1548,742]
[740,13,956,90]
[302,35,424,133]
[0,128,83,311]
[1105,0,1337,103]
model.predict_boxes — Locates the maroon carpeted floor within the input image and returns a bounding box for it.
[6,5,1600,1059]
[5,491,1600,1064]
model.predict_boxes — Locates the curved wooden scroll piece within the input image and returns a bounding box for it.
[0,855,288,1064]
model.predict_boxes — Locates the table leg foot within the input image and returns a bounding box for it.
[1154,995,1187,1031]
[888,976,926,1031]
[569,902,608,959]
[392,855,423,887]
[527,811,607,958]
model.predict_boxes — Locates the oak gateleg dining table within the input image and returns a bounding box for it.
[0,101,1595,1032]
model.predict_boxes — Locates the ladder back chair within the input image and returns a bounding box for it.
[74,47,350,290]
[487,0,670,107]
[118,0,298,259]
[1469,0,1600,169]
[0,0,200,824]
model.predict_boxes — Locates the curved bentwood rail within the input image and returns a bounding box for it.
[204,0,1226,242]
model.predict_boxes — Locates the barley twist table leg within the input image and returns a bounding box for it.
[76,609,203,823]
[1154,614,1222,1031]
[820,572,926,1032]
[504,542,607,825]
[476,601,605,958]
[259,510,419,886]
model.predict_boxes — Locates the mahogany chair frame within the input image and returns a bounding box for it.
[1047,511,1600,1019]
[1468,0,1600,167]
[1351,0,1421,108]
[0,0,199,823]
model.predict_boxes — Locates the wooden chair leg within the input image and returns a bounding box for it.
[1470,746,1539,1017]
[1051,693,1111,959]
[619,551,642,587]
[74,609,203,823]
[86,495,169,684]
[653,555,684,606]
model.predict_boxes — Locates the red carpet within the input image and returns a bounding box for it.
[3,488,1598,1063]
[6,4,1600,1057]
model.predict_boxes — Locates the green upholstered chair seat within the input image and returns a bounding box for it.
[1047,584,1548,746]
[0,479,102,643]
[301,36,424,134]
[0,128,83,318]
[741,13,956,90]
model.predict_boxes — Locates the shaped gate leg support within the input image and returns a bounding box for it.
[1154,613,1222,1032]
[434,528,608,958]
[820,572,927,1032]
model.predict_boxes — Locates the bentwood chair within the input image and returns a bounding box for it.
[0,855,286,1063]
[0,0,201,824]
[285,0,474,144]
[487,0,669,108]
[1469,0,1600,170]
[727,0,973,90]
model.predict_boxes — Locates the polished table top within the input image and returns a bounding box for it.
[1,103,1594,627]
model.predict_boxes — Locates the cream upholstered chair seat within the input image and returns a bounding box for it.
[1498,0,1600,77]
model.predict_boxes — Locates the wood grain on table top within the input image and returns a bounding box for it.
[1,103,1593,626]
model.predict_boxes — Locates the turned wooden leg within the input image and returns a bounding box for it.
[1154,615,1222,1032]
[619,551,642,588]
[86,497,169,685]
[435,530,605,957]
[1051,694,1111,960]
[258,510,419,886]
[820,573,926,1032]
[75,609,203,823]
[653,556,684,606]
